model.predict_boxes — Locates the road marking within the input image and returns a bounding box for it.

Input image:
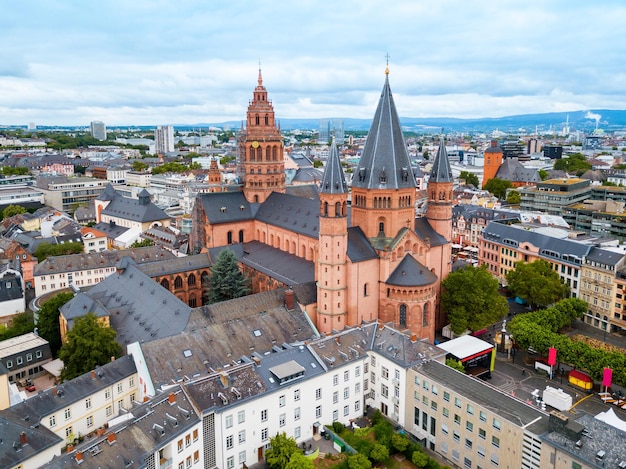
[568,393,593,412]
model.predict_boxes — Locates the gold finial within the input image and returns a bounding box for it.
[385,53,390,75]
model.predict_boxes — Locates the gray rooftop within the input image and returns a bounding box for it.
[196,191,253,224]
[416,360,549,436]
[429,137,453,183]
[352,74,415,191]
[34,246,175,276]
[255,192,320,238]
[99,185,169,223]
[136,252,211,277]
[320,141,347,195]
[138,288,319,388]
[386,254,438,287]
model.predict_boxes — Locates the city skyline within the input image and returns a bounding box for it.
[1,0,626,126]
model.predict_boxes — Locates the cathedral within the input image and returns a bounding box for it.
[192,66,453,343]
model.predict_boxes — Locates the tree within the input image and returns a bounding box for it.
[391,433,409,453]
[58,313,122,381]
[445,358,466,372]
[506,190,521,205]
[312,160,323,168]
[130,238,154,248]
[132,160,149,172]
[36,292,74,355]
[483,177,512,199]
[285,452,314,469]
[553,152,591,175]
[506,259,569,309]
[412,450,429,468]
[441,265,508,335]
[34,242,83,261]
[347,453,372,469]
[265,432,300,469]
[422,149,429,160]
[459,171,479,187]
[0,312,35,342]
[538,169,549,181]
[2,204,26,220]
[207,249,251,303]
[369,443,389,463]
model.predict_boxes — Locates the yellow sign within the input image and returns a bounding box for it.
[252,141,259,148]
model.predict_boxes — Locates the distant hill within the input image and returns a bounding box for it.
[200,109,626,134]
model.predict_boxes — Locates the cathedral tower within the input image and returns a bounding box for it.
[351,68,417,241]
[426,137,454,242]
[316,141,349,333]
[238,67,285,203]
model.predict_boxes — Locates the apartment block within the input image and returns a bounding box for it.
[519,178,591,215]
[36,177,109,212]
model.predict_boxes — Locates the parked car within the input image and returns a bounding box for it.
[25,383,36,392]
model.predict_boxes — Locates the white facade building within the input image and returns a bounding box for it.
[155,125,175,154]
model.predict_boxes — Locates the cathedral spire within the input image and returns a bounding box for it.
[352,71,414,191]
[257,63,263,87]
[320,139,347,194]
[430,136,453,183]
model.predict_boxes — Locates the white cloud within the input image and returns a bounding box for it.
[1,1,626,125]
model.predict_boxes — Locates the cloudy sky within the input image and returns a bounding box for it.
[1,0,625,126]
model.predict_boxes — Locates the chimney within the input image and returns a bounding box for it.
[284,289,295,311]
[410,334,417,343]
[52,387,57,397]
[91,370,96,380]
[75,451,83,464]
[219,371,229,388]
[19,432,27,445]
[168,393,176,405]
[107,433,117,445]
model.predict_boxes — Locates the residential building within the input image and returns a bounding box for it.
[0,332,52,389]
[0,264,26,319]
[79,226,108,253]
[155,125,175,154]
[562,199,626,242]
[0,237,38,288]
[90,121,107,141]
[33,245,175,297]
[125,170,151,187]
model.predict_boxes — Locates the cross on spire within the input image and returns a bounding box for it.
[385,53,390,75]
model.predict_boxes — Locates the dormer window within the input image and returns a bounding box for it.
[380,170,387,184]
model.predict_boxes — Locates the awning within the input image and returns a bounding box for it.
[313,422,321,428]
[42,358,64,377]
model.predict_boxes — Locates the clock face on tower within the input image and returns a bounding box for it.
[252,141,259,148]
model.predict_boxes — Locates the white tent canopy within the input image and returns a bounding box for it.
[595,407,626,432]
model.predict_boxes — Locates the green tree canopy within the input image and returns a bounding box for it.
[412,450,429,468]
[59,313,123,381]
[151,161,201,175]
[132,160,149,172]
[130,238,154,248]
[207,249,251,304]
[445,358,466,372]
[285,452,314,469]
[369,443,390,463]
[441,264,508,334]
[538,169,549,181]
[2,204,27,220]
[34,242,84,261]
[348,453,373,469]
[36,292,74,355]
[0,312,35,342]
[506,190,521,205]
[459,171,479,187]
[265,433,300,469]
[0,166,29,176]
[553,152,591,175]
[506,259,569,309]
[483,177,512,199]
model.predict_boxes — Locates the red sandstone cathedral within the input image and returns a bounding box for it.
[192,67,453,343]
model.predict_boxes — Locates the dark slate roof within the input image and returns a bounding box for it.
[370,323,447,368]
[429,137,453,183]
[290,281,317,305]
[495,158,540,184]
[139,288,319,386]
[352,74,415,190]
[4,355,136,429]
[0,272,23,302]
[320,141,347,194]
[100,188,169,223]
[196,191,253,224]
[285,184,320,199]
[255,192,320,238]
[0,414,61,468]
[96,183,117,201]
[414,217,448,246]
[586,246,624,266]
[292,167,323,183]
[92,221,129,238]
[416,360,549,435]
[386,254,438,286]
[482,221,590,264]
[347,226,378,262]
[59,291,109,320]
[136,252,211,277]
[61,261,192,345]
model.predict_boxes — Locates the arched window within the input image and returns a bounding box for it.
[266,147,271,161]
[363,283,369,297]
[264,114,269,125]
[227,231,233,244]
[399,304,407,327]
[187,274,196,286]
[323,202,328,217]
[255,114,260,125]
[160,278,170,290]
[239,230,244,243]
[188,295,197,308]
[272,146,277,161]
[250,146,256,161]
[423,303,429,326]
[174,276,183,289]
[335,202,341,217]
[378,222,385,236]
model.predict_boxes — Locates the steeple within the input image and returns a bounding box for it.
[350,68,417,240]
[352,73,415,191]
[429,136,453,183]
[320,140,347,195]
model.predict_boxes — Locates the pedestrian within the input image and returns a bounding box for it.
[521,369,526,376]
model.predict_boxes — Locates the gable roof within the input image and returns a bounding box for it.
[414,217,448,246]
[196,191,254,224]
[347,226,378,262]
[100,188,169,223]
[255,192,320,238]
